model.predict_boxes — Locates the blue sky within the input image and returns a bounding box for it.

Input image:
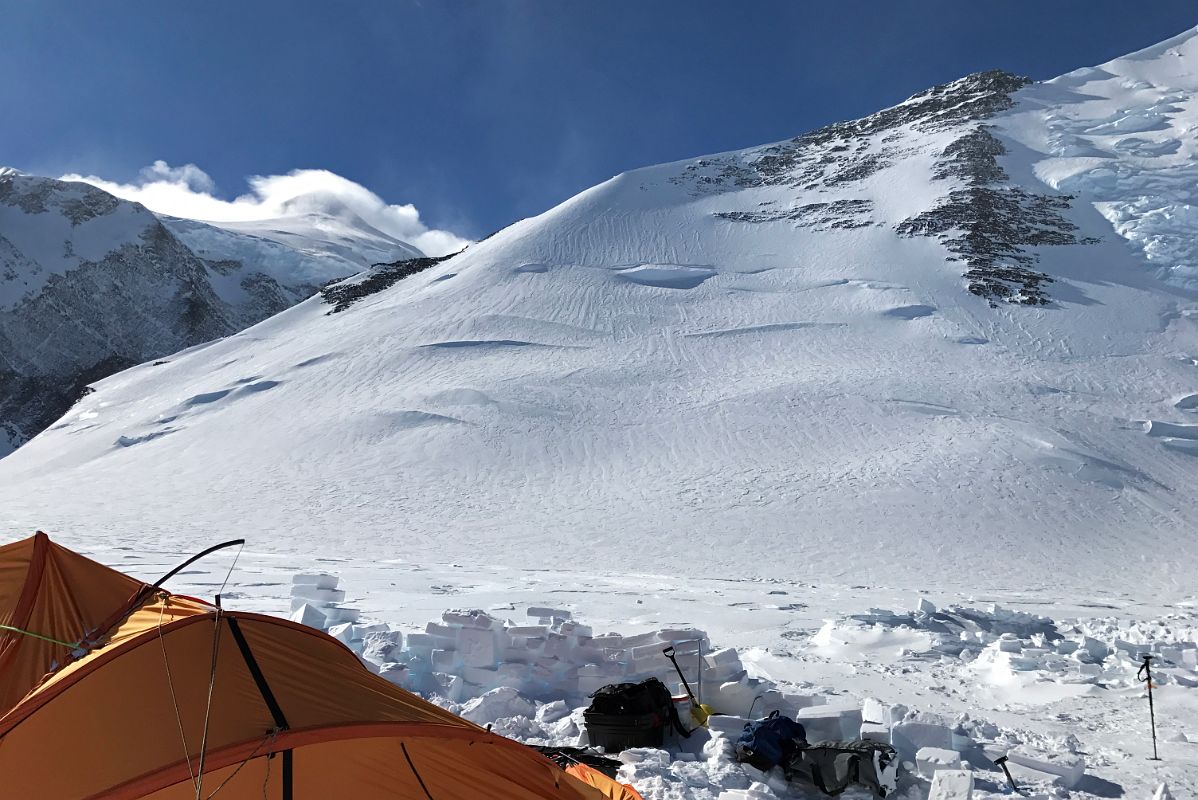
[2,1,1196,240]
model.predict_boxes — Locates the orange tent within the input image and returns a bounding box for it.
[565,764,646,800]
[0,531,148,716]
[0,542,604,799]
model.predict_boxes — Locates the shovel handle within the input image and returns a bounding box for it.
[662,645,698,703]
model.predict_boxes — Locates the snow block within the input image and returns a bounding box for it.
[507,625,549,637]
[327,623,356,645]
[750,690,798,720]
[630,642,671,661]
[707,714,749,736]
[536,700,571,724]
[362,632,402,663]
[462,664,501,689]
[291,573,338,589]
[429,672,465,703]
[796,702,862,741]
[406,632,436,648]
[442,610,497,629]
[461,686,535,724]
[377,663,408,685]
[1079,636,1109,662]
[998,634,1022,653]
[559,621,593,638]
[784,692,824,710]
[289,597,312,613]
[928,770,973,800]
[527,607,571,620]
[711,678,761,717]
[322,606,360,624]
[289,585,345,604]
[862,697,888,724]
[458,626,498,668]
[1007,749,1086,788]
[890,721,953,763]
[425,622,458,639]
[620,631,662,649]
[917,747,962,777]
[431,649,457,672]
[289,603,327,630]
[706,647,741,667]
[860,722,891,744]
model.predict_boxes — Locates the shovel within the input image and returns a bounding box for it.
[663,644,714,726]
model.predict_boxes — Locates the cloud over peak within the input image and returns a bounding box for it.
[62,161,470,257]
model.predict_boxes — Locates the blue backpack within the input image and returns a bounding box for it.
[735,711,808,771]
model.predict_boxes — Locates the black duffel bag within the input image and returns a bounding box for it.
[785,739,900,797]
[584,678,690,751]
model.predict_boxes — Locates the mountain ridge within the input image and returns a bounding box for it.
[0,170,425,454]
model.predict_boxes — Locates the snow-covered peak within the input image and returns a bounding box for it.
[189,206,424,270]
[1096,25,1198,86]
[155,188,427,287]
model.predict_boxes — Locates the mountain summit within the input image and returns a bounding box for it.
[5,31,1198,594]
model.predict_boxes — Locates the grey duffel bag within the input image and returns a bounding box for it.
[784,739,900,797]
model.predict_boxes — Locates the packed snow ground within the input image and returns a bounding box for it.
[68,537,1198,800]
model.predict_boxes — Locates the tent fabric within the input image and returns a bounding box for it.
[0,531,148,716]
[0,606,602,799]
[565,763,646,800]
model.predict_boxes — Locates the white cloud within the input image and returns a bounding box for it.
[61,161,470,257]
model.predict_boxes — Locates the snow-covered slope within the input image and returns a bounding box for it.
[160,197,424,282]
[0,171,424,454]
[6,32,1198,596]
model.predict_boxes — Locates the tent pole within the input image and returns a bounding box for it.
[282,750,293,800]
[151,539,246,589]
[227,616,292,798]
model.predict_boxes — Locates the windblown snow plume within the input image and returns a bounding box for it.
[63,161,470,257]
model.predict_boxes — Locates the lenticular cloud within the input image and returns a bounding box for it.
[62,160,470,256]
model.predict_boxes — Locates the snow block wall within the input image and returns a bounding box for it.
[286,576,1198,797]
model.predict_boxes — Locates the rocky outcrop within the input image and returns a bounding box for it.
[896,126,1098,305]
[321,254,453,314]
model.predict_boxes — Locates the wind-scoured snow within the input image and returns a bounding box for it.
[5,33,1198,599]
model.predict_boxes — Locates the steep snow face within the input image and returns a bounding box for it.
[996,28,1198,291]
[0,172,422,455]
[5,33,1198,596]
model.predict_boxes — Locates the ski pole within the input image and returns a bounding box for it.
[1137,654,1161,760]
